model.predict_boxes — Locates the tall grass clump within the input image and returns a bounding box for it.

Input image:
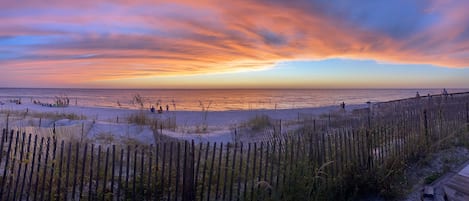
[127,111,150,125]
[246,115,272,131]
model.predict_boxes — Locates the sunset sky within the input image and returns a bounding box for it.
[1,0,469,88]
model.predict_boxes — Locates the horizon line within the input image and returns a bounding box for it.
[1,87,468,90]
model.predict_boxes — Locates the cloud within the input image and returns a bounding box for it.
[0,0,468,86]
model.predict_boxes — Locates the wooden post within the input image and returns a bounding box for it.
[466,102,468,131]
[89,144,95,201]
[207,142,217,201]
[279,119,282,134]
[174,144,180,201]
[424,110,429,148]
[96,145,102,201]
[5,113,9,132]
[229,143,238,201]
[32,137,45,201]
[102,147,110,201]
[146,145,152,200]
[79,144,88,200]
[236,143,243,201]
[18,134,32,201]
[167,143,173,201]
[12,132,26,201]
[222,143,230,201]
[182,142,188,201]
[81,123,84,143]
[244,143,251,201]
[47,136,58,201]
[313,119,316,132]
[214,143,223,201]
[366,130,371,170]
[117,148,123,201]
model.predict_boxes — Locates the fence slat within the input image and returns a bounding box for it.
[133,146,138,201]
[161,143,166,201]
[207,142,217,201]
[147,144,152,200]
[0,130,15,200]
[101,146,110,201]
[79,144,88,200]
[88,144,95,201]
[111,145,116,200]
[64,141,72,201]
[12,132,26,201]
[167,142,174,201]
[222,143,230,201]
[117,147,124,201]
[96,145,102,201]
[141,146,145,201]
[47,138,57,201]
[214,143,223,201]
[72,142,80,200]
[174,143,180,201]
[19,134,32,201]
[55,140,64,201]
[200,142,210,201]
[243,143,251,201]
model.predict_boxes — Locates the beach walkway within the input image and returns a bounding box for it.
[443,162,469,200]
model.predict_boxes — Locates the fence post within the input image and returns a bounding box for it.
[423,110,429,148]
[466,102,468,131]
[6,113,9,132]
[279,119,282,134]
[366,130,371,170]
[81,123,84,143]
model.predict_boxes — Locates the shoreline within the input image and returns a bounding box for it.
[0,99,368,144]
[0,100,367,126]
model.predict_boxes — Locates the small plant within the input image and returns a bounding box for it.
[247,115,271,131]
[198,100,212,132]
[424,171,442,184]
[132,94,146,109]
[127,111,149,125]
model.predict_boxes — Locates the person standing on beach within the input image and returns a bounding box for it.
[166,104,169,111]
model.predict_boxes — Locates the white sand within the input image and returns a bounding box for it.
[0,99,366,145]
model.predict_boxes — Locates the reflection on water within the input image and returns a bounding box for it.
[0,88,467,111]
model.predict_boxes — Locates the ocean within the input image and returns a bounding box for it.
[0,88,467,111]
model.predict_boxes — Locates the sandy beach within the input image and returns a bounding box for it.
[0,98,367,145]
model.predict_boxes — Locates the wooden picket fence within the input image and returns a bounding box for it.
[0,93,468,200]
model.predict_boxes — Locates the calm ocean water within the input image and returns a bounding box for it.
[0,88,467,111]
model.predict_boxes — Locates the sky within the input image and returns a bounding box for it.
[0,0,468,88]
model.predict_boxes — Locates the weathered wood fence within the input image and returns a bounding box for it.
[0,93,468,200]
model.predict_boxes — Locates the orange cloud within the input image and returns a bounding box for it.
[0,0,468,87]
